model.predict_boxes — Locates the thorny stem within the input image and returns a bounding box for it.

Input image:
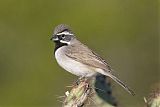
[61,75,160,107]
[63,74,117,107]
[144,83,160,107]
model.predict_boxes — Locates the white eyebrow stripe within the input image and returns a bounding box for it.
[60,40,71,44]
[57,31,73,36]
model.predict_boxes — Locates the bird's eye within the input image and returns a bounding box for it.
[61,34,65,39]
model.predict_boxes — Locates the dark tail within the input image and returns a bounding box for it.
[103,72,135,96]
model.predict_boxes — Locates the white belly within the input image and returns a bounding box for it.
[55,46,95,77]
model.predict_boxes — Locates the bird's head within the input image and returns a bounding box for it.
[51,24,75,45]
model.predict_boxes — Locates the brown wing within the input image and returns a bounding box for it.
[65,41,111,71]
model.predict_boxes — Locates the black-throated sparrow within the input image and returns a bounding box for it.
[51,24,135,95]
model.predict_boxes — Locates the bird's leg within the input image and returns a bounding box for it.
[67,78,80,87]
[79,76,85,81]
[68,76,88,88]
[66,77,84,88]
[74,76,85,85]
[72,76,85,86]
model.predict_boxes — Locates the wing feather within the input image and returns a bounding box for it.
[65,41,111,71]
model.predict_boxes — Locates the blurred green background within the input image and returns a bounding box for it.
[0,0,158,107]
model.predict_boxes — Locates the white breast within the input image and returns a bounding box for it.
[55,46,95,77]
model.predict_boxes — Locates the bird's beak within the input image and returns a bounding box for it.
[50,35,59,41]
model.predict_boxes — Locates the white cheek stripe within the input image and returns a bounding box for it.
[57,31,73,36]
[53,37,59,41]
[60,40,71,44]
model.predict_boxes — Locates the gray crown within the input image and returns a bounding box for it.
[53,24,73,35]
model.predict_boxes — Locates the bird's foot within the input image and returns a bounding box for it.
[67,77,88,88]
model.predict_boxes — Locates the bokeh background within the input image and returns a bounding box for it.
[0,0,158,107]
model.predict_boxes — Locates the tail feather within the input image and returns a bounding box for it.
[102,72,135,96]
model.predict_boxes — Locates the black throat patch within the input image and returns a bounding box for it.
[54,41,68,54]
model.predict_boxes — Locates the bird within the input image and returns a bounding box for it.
[50,24,135,96]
